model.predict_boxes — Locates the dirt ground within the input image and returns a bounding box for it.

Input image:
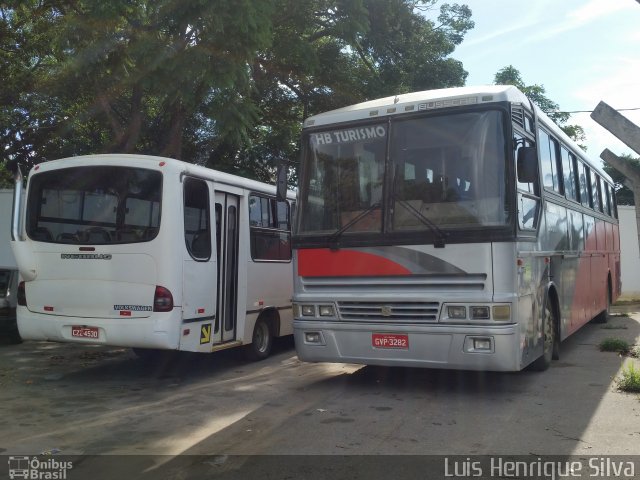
[1,311,639,478]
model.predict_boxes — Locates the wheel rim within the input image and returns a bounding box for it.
[254,321,270,353]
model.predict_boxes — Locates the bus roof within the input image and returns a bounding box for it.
[303,84,612,183]
[303,85,530,128]
[29,154,296,199]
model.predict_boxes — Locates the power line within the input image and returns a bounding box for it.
[555,107,640,114]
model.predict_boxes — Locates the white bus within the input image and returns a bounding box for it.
[10,154,295,359]
[290,85,620,372]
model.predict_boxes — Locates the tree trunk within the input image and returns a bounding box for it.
[161,101,186,159]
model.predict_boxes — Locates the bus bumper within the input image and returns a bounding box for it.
[294,320,521,372]
[16,307,179,350]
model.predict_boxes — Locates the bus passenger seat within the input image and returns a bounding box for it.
[56,233,77,243]
[191,230,211,258]
[32,227,53,241]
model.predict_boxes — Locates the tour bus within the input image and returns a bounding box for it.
[289,85,620,372]
[11,154,295,360]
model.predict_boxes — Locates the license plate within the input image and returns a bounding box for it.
[372,333,409,349]
[71,326,100,339]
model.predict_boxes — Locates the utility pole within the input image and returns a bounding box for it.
[591,101,640,253]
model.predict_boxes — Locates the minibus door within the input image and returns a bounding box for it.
[214,192,240,344]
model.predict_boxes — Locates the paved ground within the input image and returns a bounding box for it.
[0,312,639,478]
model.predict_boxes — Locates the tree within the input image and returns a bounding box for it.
[2,1,475,185]
[494,65,586,149]
[603,154,639,206]
[213,0,475,182]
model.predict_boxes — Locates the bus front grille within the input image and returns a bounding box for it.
[300,274,487,293]
[337,301,440,323]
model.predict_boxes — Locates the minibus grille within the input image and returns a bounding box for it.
[337,301,440,323]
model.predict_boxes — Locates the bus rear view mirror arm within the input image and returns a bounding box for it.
[517,146,538,184]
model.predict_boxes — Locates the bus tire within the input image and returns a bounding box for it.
[530,298,556,372]
[594,280,611,324]
[245,317,273,361]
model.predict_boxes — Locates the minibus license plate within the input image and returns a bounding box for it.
[71,326,99,339]
[372,333,408,349]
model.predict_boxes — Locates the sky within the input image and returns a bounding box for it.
[451,0,640,166]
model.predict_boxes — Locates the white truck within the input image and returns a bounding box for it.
[1,188,21,342]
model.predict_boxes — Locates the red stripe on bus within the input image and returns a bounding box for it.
[298,249,411,277]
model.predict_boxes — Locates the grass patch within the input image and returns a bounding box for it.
[613,299,640,305]
[617,363,640,393]
[599,338,631,354]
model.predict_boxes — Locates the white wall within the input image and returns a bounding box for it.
[0,189,18,269]
[619,205,640,297]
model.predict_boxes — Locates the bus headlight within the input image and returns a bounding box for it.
[492,305,511,321]
[301,305,316,316]
[470,306,490,320]
[318,305,335,317]
[447,306,466,319]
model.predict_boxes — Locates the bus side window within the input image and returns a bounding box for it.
[183,178,211,261]
[249,194,291,261]
[577,161,590,208]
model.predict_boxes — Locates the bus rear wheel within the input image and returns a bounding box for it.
[594,282,611,324]
[530,298,556,371]
[244,317,273,361]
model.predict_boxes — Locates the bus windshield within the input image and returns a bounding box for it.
[27,166,162,244]
[297,109,509,237]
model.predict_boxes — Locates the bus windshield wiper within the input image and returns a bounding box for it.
[393,195,448,248]
[328,202,381,250]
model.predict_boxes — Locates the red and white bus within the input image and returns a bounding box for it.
[290,85,620,372]
[11,154,295,359]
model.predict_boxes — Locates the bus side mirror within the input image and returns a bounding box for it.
[517,146,538,183]
[275,163,287,202]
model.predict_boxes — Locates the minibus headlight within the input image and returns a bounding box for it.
[492,305,511,321]
[447,306,466,319]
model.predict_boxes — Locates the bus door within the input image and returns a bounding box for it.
[182,177,217,352]
[214,192,240,344]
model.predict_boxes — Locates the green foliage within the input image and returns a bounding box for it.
[617,362,640,393]
[602,154,639,206]
[0,163,12,188]
[220,0,475,181]
[494,65,586,150]
[599,337,631,354]
[2,1,475,184]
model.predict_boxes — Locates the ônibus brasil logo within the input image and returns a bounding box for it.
[7,457,73,480]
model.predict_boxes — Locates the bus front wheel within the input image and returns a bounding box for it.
[244,317,273,361]
[530,298,557,372]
